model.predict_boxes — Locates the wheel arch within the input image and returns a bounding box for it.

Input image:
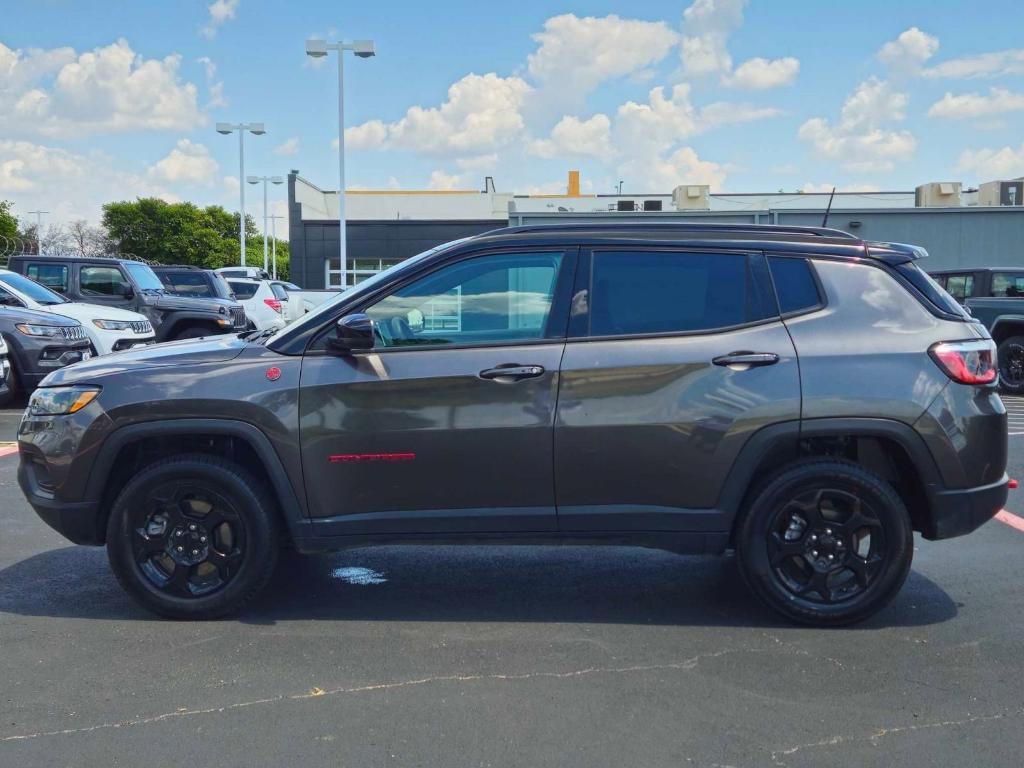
[87,419,309,545]
[719,418,944,544]
[989,317,1024,345]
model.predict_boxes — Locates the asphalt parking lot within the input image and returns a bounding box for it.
[1,397,1023,767]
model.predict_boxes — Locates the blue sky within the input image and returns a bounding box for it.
[3,0,1024,227]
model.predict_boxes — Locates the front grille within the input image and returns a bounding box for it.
[231,307,247,327]
[59,325,88,342]
[129,320,153,334]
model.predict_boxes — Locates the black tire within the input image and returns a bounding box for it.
[106,453,279,619]
[997,336,1024,395]
[0,358,18,408]
[735,459,913,626]
[173,325,215,340]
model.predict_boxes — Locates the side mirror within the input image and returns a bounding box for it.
[121,284,135,299]
[328,313,375,355]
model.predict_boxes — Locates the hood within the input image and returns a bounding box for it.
[46,302,149,324]
[41,334,249,386]
[150,293,238,313]
[0,304,80,327]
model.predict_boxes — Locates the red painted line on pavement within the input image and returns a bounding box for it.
[995,509,1024,533]
[0,445,18,459]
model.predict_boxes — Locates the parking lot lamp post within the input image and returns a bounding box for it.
[216,122,266,267]
[268,214,285,279]
[305,37,375,289]
[27,210,48,254]
[247,176,283,274]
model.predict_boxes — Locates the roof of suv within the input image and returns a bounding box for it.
[7,253,146,266]
[471,223,925,265]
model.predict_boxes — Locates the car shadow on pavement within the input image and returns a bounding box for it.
[0,543,958,628]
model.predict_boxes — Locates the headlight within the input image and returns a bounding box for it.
[28,386,101,416]
[92,319,132,331]
[15,323,63,337]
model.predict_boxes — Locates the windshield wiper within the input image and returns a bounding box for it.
[244,327,278,343]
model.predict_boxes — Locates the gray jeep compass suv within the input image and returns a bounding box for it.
[16,223,1008,625]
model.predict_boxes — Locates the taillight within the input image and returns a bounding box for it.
[929,339,997,385]
[264,298,282,313]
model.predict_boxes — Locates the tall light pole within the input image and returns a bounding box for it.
[27,210,48,254]
[268,214,285,279]
[216,122,266,267]
[246,175,283,274]
[305,37,375,289]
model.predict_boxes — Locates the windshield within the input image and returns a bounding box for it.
[0,272,69,305]
[124,262,166,292]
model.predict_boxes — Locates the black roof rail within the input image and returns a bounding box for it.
[487,221,859,240]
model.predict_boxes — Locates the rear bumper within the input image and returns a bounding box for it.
[18,456,103,545]
[924,474,1009,540]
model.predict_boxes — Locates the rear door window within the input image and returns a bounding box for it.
[991,273,1024,298]
[80,266,129,297]
[768,256,823,315]
[588,251,774,337]
[943,274,974,302]
[26,263,68,292]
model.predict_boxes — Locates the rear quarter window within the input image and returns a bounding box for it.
[229,281,259,300]
[768,256,822,315]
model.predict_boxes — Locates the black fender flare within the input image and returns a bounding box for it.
[716,417,944,520]
[85,418,310,540]
[989,316,1024,342]
[159,312,230,340]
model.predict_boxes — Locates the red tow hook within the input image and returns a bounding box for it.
[1009,479,1019,490]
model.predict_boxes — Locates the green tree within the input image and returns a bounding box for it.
[101,198,262,269]
[0,200,18,245]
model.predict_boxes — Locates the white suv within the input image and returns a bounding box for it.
[226,279,289,331]
[0,269,155,355]
[0,334,9,398]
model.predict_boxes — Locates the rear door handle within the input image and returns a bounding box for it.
[479,364,546,381]
[712,351,779,367]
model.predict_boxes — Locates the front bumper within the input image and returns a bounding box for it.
[18,456,103,544]
[924,474,1009,540]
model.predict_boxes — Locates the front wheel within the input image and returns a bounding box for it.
[997,336,1024,395]
[106,454,279,619]
[735,459,913,626]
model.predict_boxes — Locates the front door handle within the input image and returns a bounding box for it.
[479,364,545,381]
[712,351,780,367]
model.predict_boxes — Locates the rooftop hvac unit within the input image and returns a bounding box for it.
[978,180,1023,207]
[672,185,710,210]
[915,182,962,207]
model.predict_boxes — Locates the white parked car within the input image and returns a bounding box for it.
[226,279,288,331]
[270,281,305,323]
[0,269,155,355]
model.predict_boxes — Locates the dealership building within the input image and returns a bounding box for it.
[287,170,1024,290]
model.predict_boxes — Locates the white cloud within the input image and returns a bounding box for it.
[680,0,746,77]
[798,78,915,172]
[527,14,678,94]
[147,139,219,185]
[273,137,300,156]
[0,139,170,223]
[0,40,203,138]
[877,27,939,71]
[345,73,532,155]
[928,87,1024,119]
[427,170,467,190]
[201,0,240,39]
[723,56,799,89]
[956,143,1024,180]
[342,120,387,150]
[528,114,613,159]
[924,49,1024,79]
[196,56,226,108]
[619,146,726,191]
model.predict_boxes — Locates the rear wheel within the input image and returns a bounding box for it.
[997,336,1024,394]
[106,454,279,619]
[735,459,912,626]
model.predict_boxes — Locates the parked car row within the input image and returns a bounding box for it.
[0,254,318,407]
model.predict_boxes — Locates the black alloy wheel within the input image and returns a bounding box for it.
[736,459,913,626]
[998,336,1024,394]
[107,454,278,619]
